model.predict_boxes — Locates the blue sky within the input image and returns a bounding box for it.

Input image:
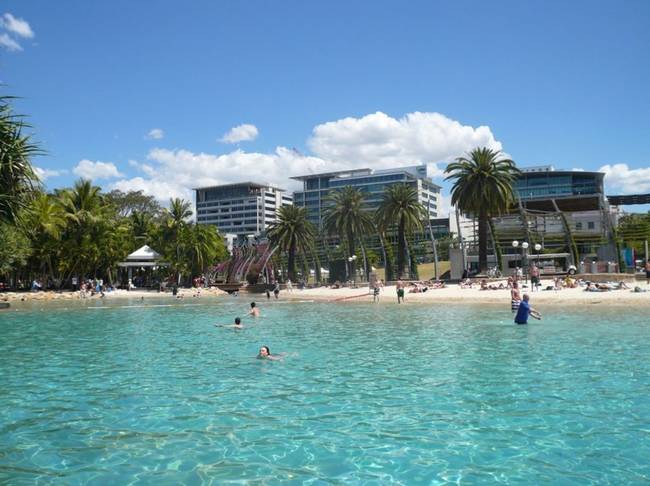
[2,0,650,212]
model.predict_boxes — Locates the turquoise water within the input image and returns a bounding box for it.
[1,298,649,484]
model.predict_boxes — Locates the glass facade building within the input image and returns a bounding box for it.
[515,166,604,201]
[195,182,292,237]
[292,165,441,229]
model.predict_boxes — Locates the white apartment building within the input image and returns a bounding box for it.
[195,182,292,237]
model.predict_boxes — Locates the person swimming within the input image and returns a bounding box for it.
[216,317,243,328]
[249,302,260,317]
[257,345,282,361]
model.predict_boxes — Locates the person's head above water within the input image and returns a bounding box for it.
[522,294,530,302]
[250,302,256,308]
[235,317,242,325]
[259,345,270,357]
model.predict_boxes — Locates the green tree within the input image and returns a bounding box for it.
[0,222,31,279]
[267,205,315,282]
[323,186,375,280]
[376,184,426,279]
[161,198,193,283]
[0,96,41,224]
[58,179,106,279]
[21,193,66,283]
[105,189,162,218]
[445,147,520,272]
[186,223,228,276]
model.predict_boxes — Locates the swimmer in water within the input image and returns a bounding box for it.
[216,317,243,328]
[249,302,260,317]
[257,345,283,361]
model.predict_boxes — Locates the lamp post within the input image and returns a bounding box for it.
[512,240,520,280]
[521,242,529,284]
[347,255,358,285]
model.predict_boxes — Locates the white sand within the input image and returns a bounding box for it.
[277,279,650,307]
[0,287,227,303]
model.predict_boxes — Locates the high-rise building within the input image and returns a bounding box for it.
[194,182,292,237]
[291,165,441,229]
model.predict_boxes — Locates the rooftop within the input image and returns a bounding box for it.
[193,181,287,192]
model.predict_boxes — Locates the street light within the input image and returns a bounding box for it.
[347,255,358,285]
[534,243,542,265]
[521,242,530,284]
[512,240,520,280]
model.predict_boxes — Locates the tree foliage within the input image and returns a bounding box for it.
[0,183,227,288]
[376,184,426,279]
[0,96,42,224]
[267,205,315,282]
[445,147,520,272]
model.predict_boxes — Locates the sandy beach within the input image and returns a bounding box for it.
[2,278,649,307]
[277,278,650,307]
[0,287,227,303]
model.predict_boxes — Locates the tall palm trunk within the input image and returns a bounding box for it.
[347,230,356,279]
[427,218,439,279]
[358,239,369,281]
[397,216,406,278]
[287,236,296,282]
[478,209,488,272]
[378,232,391,281]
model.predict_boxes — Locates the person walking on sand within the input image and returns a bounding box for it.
[273,281,280,299]
[396,279,405,304]
[530,264,541,291]
[646,260,650,286]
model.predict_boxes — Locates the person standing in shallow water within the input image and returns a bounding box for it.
[249,302,260,317]
[514,294,541,324]
[511,281,522,313]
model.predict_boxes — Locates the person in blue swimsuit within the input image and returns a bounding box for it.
[514,294,541,324]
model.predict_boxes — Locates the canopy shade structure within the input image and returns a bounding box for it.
[117,245,168,268]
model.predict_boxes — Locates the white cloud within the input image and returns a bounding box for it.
[219,124,259,144]
[599,163,650,194]
[1,13,34,38]
[145,128,164,140]
[308,111,502,177]
[0,32,21,51]
[112,146,334,202]
[112,111,503,203]
[34,167,65,181]
[73,159,123,180]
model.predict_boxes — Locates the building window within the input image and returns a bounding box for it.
[576,222,583,230]
[587,221,595,230]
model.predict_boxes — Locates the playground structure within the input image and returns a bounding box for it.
[209,238,277,286]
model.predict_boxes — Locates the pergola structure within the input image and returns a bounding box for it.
[117,245,168,286]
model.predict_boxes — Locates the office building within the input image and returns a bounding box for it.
[291,165,441,229]
[453,165,619,274]
[194,182,292,237]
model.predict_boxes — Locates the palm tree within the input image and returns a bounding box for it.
[58,179,105,280]
[0,96,41,224]
[187,223,227,276]
[22,193,66,282]
[444,147,520,272]
[163,198,193,283]
[267,205,315,282]
[376,184,426,279]
[323,186,375,281]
